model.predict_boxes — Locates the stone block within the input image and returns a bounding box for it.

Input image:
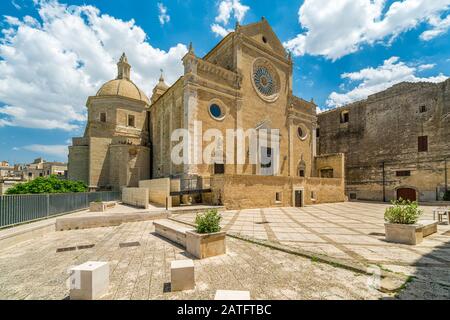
[385,223,423,245]
[419,220,438,237]
[153,220,191,247]
[171,259,195,292]
[186,231,226,259]
[89,202,106,212]
[214,290,251,300]
[70,261,109,300]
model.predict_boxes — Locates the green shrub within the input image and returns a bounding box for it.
[195,209,222,234]
[384,199,423,225]
[6,175,88,195]
[443,191,450,201]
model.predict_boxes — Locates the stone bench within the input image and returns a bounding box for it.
[56,212,167,231]
[153,220,192,247]
[89,201,117,212]
[418,220,438,238]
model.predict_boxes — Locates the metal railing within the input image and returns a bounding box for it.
[0,191,121,229]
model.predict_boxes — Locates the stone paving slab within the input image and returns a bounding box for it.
[0,221,389,300]
[172,202,450,299]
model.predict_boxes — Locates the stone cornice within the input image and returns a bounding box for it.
[87,95,149,110]
[195,58,242,89]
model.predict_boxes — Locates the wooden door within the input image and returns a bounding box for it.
[397,188,417,202]
[295,190,303,207]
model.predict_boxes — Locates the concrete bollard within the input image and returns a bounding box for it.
[69,261,109,300]
[171,259,195,292]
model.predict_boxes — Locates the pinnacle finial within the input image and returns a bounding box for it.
[235,21,240,30]
[159,69,165,82]
[117,52,131,80]
[188,42,194,54]
[119,52,128,63]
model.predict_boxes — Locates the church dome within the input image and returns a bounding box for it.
[96,79,150,104]
[96,53,150,105]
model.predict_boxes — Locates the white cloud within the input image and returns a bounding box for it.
[284,0,450,60]
[418,63,436,71]
[22,144,68,158]
[157,2,170,26]
[0,0,187,131]
[211,24,233,38]
[211,0,249,37]
[11,0,22,10]
[420,13,450,40]
[327,57,448,107]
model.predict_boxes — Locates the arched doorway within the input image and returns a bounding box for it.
[397,188,417,202]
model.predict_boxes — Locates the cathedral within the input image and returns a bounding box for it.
[68,19,345,209]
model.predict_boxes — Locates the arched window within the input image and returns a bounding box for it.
[298,160,306,177]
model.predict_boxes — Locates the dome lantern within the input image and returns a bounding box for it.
[117,53,131,80]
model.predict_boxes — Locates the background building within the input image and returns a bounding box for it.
[318,80,450,202]
[0,158,68,195]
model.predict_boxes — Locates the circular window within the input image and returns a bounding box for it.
[297,125,308,140]
[209,103,225,120]
[262,36,268,43]
[251,58,280,102]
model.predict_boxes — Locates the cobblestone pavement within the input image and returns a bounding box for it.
[0,220,388,300]
[172,202,450,299]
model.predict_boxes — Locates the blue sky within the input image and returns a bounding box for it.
[0,0,449,164]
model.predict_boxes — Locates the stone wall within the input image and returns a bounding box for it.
[68,145,89,184]
[318,80,450,202]
[139,178,170,206]
[210,174,345,210]
[314,153,345,178]
[122,187,149,209]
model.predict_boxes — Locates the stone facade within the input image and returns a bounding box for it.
[68,54,150,191]
[68,19,345,208]
[318,80,450,202]
[147,19,345,208]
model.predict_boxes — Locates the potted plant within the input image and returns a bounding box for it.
[186,209,226,259]
[384,199,424,245]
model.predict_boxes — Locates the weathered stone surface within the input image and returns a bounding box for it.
[0,217,394,300]
[186,231,226,259]
[385,223,423,245]
[154,220,192,247]
[122,187,149,209]
[318,80,450,202]
[171,260,195,292]
[70,261,109,300]
[419,220,438,237]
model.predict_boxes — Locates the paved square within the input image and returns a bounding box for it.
[172,202,450,299]
[0,221,387,300]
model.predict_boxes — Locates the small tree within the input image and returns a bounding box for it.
[384,199,423,225]
[6,175,88,195]
[195,209,222,234]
